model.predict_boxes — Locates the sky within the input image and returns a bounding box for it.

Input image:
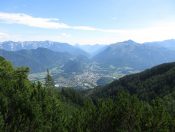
[0,0,175,45]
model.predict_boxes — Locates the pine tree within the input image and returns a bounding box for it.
[45,69,55,88]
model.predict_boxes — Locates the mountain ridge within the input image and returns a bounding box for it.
[0,47,74,73]
[0,41,88,56]
[93,39,175,70]
[92,61,175,100]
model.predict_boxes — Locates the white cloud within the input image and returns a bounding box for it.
[0,12,175,44]
[0,12,130,33]
[0,12,70,29]
[68,22,175,44]
[0,12,104,31]
[72,26,97,31]
[118,22,175,43]
[60,33,71,37]
[0,32,9,40]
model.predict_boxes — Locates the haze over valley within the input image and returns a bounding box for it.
[1,39,175,88]
[1,0,175,131]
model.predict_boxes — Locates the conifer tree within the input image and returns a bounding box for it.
[45,69,55,88]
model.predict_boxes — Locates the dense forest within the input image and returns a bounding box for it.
[1,56,175,131]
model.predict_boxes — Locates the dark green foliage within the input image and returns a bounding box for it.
[93,62,175,100]
[1,57,175,131]
[96,77,114,86]
[60,88,85,106]
[45,69,55,88]
[69,91,171,132]
[0,57,65,131]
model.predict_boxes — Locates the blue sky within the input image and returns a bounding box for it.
[0,0,175,44]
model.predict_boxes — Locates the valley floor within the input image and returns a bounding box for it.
[29,63,139,89]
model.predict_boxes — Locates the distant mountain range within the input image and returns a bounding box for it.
[75,44,107,57]
[144,39,175,50]
[93,40,175,70]
[0,48,74,73]
[0,41,88,56]
[1,39,175,73]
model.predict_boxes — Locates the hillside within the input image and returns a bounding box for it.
[1,57,175,131]
[144,39,175,51]
[76,44,107,57]
[0,48,73,73]
[2,40,175,73]
[92,61,175,101]
[93,40,175,70]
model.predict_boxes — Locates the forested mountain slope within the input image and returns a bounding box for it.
[93,62,175,100]
[1,57,175,131]
[0,48,72,73]
[93,40,175,70]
